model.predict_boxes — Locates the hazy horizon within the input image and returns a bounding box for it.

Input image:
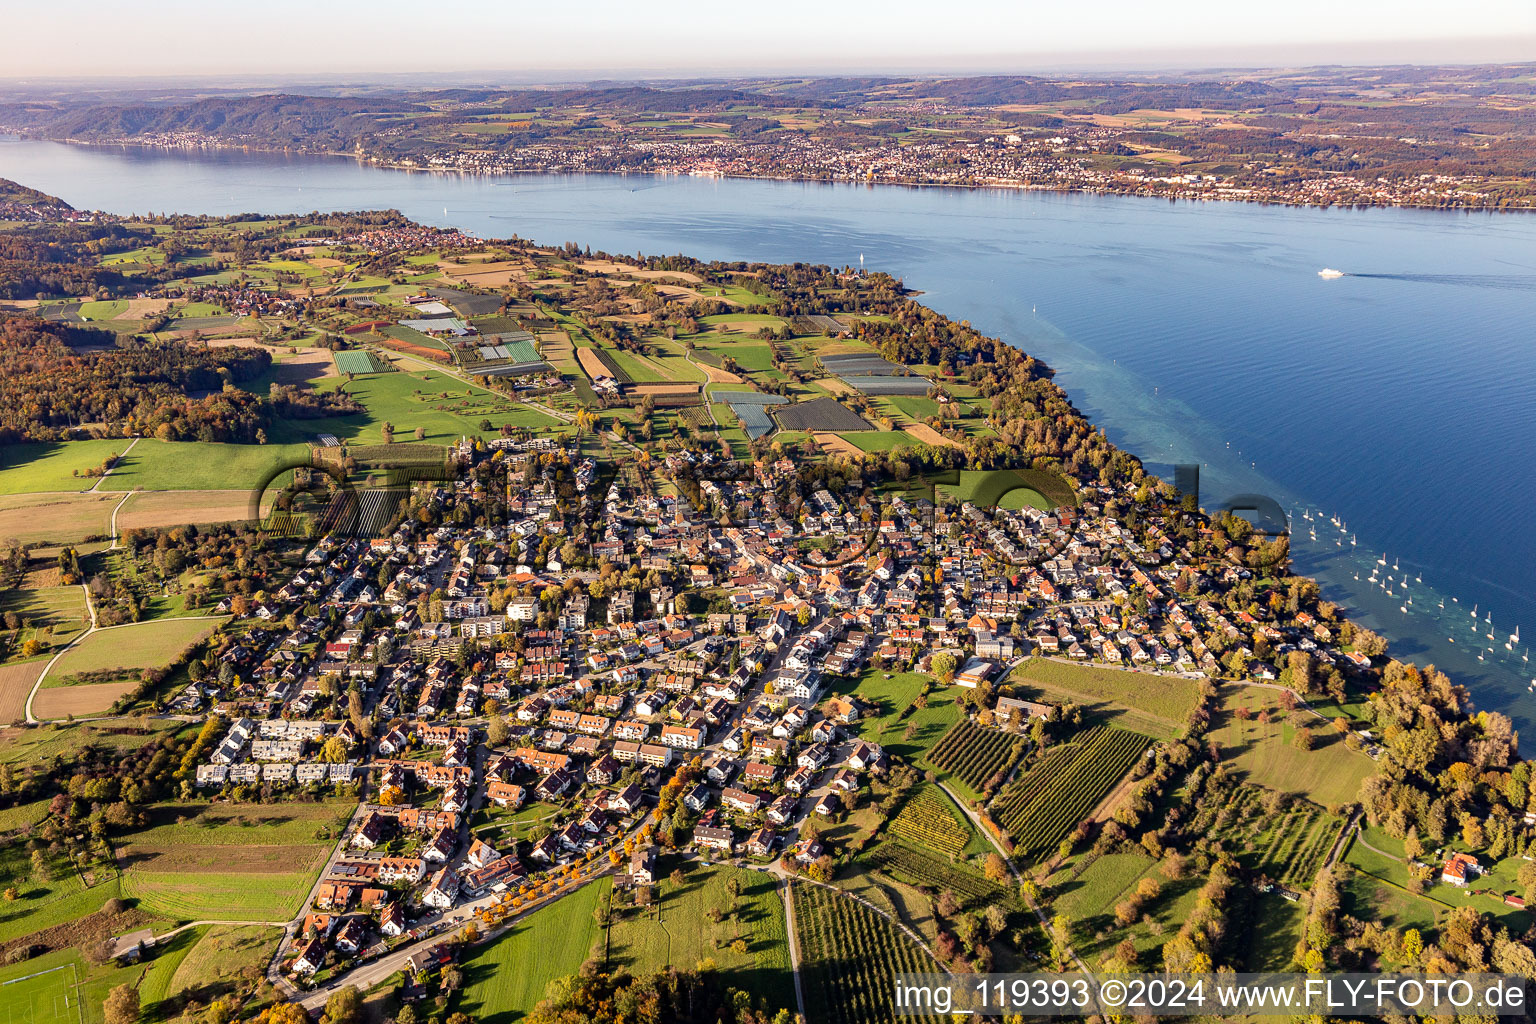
[7,0,1535,82]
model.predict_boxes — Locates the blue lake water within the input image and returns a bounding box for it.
[4,137,1535,738]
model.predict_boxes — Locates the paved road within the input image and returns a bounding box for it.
[290,864,619,1011]
[266,800,374,999]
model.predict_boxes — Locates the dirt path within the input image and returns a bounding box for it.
[775,874,808,1020]
[936,780,1096,977]
[23,613,226,724]
[1325,809,1364,870]
[108,492,134,548]
[88,437,138,493]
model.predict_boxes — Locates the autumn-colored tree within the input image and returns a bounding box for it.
[103,985,139,1024]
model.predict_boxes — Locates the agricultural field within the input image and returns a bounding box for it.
[924,719,1021,798]
[457,878,611,1024]
[1008,658,1199,739]
[991,727,1152,863]
[791,880,945,1024]
[863,841,1015,912]
[114,490,266,532]
[1208,686,1373,808]
[1208,785,1343,889]
[41,617,224,685]
[0,493,116,546]
[603,864,792,1011]
[297,365,561,445]
[887,787,974,859]
[115,800,351,922]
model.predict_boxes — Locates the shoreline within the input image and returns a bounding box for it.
[20,134,1536,216]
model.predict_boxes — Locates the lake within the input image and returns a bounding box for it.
[4,137,1535,738]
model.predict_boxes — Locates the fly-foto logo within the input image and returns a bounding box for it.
[246,449,460,540]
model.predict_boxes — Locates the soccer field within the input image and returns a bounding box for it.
[0,963,82,1024]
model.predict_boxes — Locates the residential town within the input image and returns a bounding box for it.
[167,429,1398,999]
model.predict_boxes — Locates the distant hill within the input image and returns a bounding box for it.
[0,177,72,209]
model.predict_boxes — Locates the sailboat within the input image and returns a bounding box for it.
[1472,603,1479,618]
[1393,559,1400,571]
[1377,553,1388,565]
[1508,626,1520,648]
[1350,534,1358,546]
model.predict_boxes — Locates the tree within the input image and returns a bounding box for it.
[931,652,958,685]
[30,849,51,882]
[103,984,139,1024]
[319,987,361,1024]
[486,715,509,748]
[984,853,1009,884]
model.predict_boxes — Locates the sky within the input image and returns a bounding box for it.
[7,0,1536,79]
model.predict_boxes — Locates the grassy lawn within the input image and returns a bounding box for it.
[1050,851,1156,929]
[1208,685,1373,807]
[843,431,915,453]
[0,441,129,496]
[0,719,189,769]
[827,669,962,761]
[458,877,611,1023]
[0,922,226,1024]
[1342,865,1441,935]
[42,618,226,685]
[99,440,313,492]
[604,863,793,1013]
[1,584,92,655]
[0,841,122,946]
[1008,658,1200,739]
[163,923,281,1005]
[936,469,1052,511]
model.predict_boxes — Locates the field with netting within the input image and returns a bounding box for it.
[990,727,1151,862]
